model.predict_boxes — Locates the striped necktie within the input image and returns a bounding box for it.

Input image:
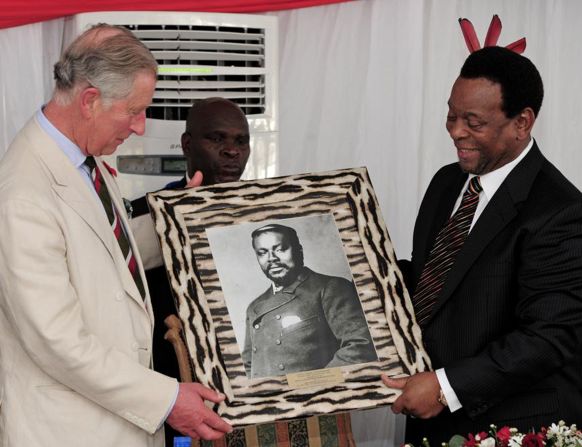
[85,156,145,299]
[413,176,482,327]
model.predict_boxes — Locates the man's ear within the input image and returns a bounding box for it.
[181,131,191,156]
[514,107,535,141]
[79,86,100,119]
[181,131,194,178]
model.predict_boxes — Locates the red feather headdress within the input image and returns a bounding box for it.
[459,15,526,54]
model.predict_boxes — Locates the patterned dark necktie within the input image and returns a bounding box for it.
[85,156,145,299]
[413,176,482,327]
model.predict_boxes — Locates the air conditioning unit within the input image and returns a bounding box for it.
[63,11,279,199]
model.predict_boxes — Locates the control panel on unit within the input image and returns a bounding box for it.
[117,155,187,176]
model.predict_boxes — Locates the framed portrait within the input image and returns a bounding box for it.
[147,167,429,427]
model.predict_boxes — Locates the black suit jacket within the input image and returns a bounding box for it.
[406,143,582,443]
[242,267,377,378]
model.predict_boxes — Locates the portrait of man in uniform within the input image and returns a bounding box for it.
[241,221,377,379]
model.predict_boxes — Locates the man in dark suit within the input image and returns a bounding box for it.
[383,46,582,443]
[131,97,250,445]
[243,223,377,378]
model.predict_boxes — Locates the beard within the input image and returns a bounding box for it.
[263,262,300,286]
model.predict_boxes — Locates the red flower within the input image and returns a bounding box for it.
[522,433,545,447]
[102,161,118,177]
[465,432,489,447]
[496,427,512,447]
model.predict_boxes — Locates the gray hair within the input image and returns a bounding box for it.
[53,24,157,105]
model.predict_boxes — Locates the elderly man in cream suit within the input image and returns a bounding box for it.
[0,25,231,446]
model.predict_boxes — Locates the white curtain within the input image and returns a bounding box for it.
[0,19,63,150]
[271,0,582,259]
[2,0,582,445]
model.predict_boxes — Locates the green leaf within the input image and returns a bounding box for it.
[448,434,467,447]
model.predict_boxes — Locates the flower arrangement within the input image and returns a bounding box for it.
[411,421,582,447]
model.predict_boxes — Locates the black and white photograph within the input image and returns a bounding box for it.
[145,167,429,426]
[206,214,378,379]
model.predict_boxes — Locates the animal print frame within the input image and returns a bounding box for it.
[147,167,430,427]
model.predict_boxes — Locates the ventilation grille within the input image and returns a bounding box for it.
[123,24,267,120]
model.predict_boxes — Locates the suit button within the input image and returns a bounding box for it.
[275,339,281,345]
[254,323,260,330]
[252,347,257,353]
[115,291,123,301]
[278,364,285,370]
[275,315,281,320]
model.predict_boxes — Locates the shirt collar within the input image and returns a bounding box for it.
[36,107,87,169]
[468,137,534,202]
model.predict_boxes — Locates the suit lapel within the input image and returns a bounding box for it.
[97,159,150,312]
[27,119,118,260]
[427,186,517,322]
[249,286,300,322]
[27,118,148,312]
[247,268,311,322]
[426,144,544,325]
[52,183,117,254]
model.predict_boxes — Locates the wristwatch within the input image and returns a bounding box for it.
[437,388,448,407]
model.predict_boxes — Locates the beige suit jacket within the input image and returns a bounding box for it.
[0,116,177,446]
